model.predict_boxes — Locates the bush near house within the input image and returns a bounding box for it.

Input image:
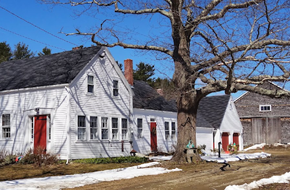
[0,147,149,168]
[72,156,149,164]
[0,148,59,167]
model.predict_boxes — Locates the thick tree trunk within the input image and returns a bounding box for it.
[172,92,202,163]
[169,0,203,163]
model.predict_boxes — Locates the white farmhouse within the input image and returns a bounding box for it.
[0,46,133,159]
[0,46,243,160]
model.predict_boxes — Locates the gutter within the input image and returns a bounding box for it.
[0,84,69,95]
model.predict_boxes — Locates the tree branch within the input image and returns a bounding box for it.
[91,32,173,56]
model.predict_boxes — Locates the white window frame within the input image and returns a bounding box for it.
[112,118,119,140]
[78,116,86,140]
[90,116,98,140]
[137,118,143,138]
[2,114,11,139]
[165,121,170,139]
[101,117,109,140]
[30,116,34,140]
[259,105,272,112]
[122,118,128,140]
[48,115,51,140]
[171,121,176,139]
[113,80,119,97]
[87,75,94,93]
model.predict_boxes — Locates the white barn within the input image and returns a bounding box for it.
[196,95,244,152]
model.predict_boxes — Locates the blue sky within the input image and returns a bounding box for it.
[0,0,259,99]
[0,0,175,78]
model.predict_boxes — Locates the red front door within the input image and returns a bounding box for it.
[233,133,239,145]
[222,132,229,151]
[34,115,47,153]
[150,122,157,152]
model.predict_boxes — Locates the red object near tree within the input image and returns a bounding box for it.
[222,132,229,152]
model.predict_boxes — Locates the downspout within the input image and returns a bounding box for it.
[65,87,71,164]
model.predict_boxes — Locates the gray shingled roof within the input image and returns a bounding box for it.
[0,46,101,91]
[133,80,177,112]
[133,80,230,129]
[196,95,230,129]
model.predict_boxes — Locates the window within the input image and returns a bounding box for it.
[101,117,108,140]
[78,116,86,140]
[90,116,98,139]
[165,122,169,139]
[171,122,176,138]
[137,118,142,138]
[259,105,271,112]
[112,118,118,140]
[122,118,128,140]
[88,75,94,93]
[113,80,118,96]
[2,114,10,138]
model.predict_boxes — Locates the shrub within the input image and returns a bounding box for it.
[0,150,17,166]
[73,156,149,164]
[20,147,59,167]
[0,149,8,165]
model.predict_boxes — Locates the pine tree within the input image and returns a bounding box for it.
[0,42,12,63]
[38,46,51,56]
[12,42,34,60]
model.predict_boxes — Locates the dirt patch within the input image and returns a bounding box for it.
[64,148,290,190]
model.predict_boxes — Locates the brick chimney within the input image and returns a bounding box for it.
[124,59,133,86]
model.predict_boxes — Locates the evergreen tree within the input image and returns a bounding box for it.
[0,42,12,63]
[13,42,34,60]
[38,46,51,56]
[133,62,155,85]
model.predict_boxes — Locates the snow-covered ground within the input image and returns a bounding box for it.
[0,162,181,190]
[0,143,288,190]
[225,172,290,190]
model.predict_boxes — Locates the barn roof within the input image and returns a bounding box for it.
[234,81,289,103]
[196,95,230,129]
[0,46,102,91]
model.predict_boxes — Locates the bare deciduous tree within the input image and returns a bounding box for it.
[41,0,290,162]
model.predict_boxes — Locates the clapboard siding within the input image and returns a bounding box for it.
[0,87,68,156]
[132,109,177,155]
[68,51,133,159]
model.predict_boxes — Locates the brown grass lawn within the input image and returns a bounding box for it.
[1,146,290,190]
[0,162,140,181]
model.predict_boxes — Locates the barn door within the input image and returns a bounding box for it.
[267,118,281,144]
[252,118,281,144]
[150,122,157,152]
[252,118,266,144]
[222,132,229,152]
[34,115,47,153]
[233,133,239,145]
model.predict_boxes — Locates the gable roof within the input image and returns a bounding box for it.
[0,46,102,91]
[133,80,177,112]
[197,95,231,129]
[234,81,289,103]
[196,95,230,129]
